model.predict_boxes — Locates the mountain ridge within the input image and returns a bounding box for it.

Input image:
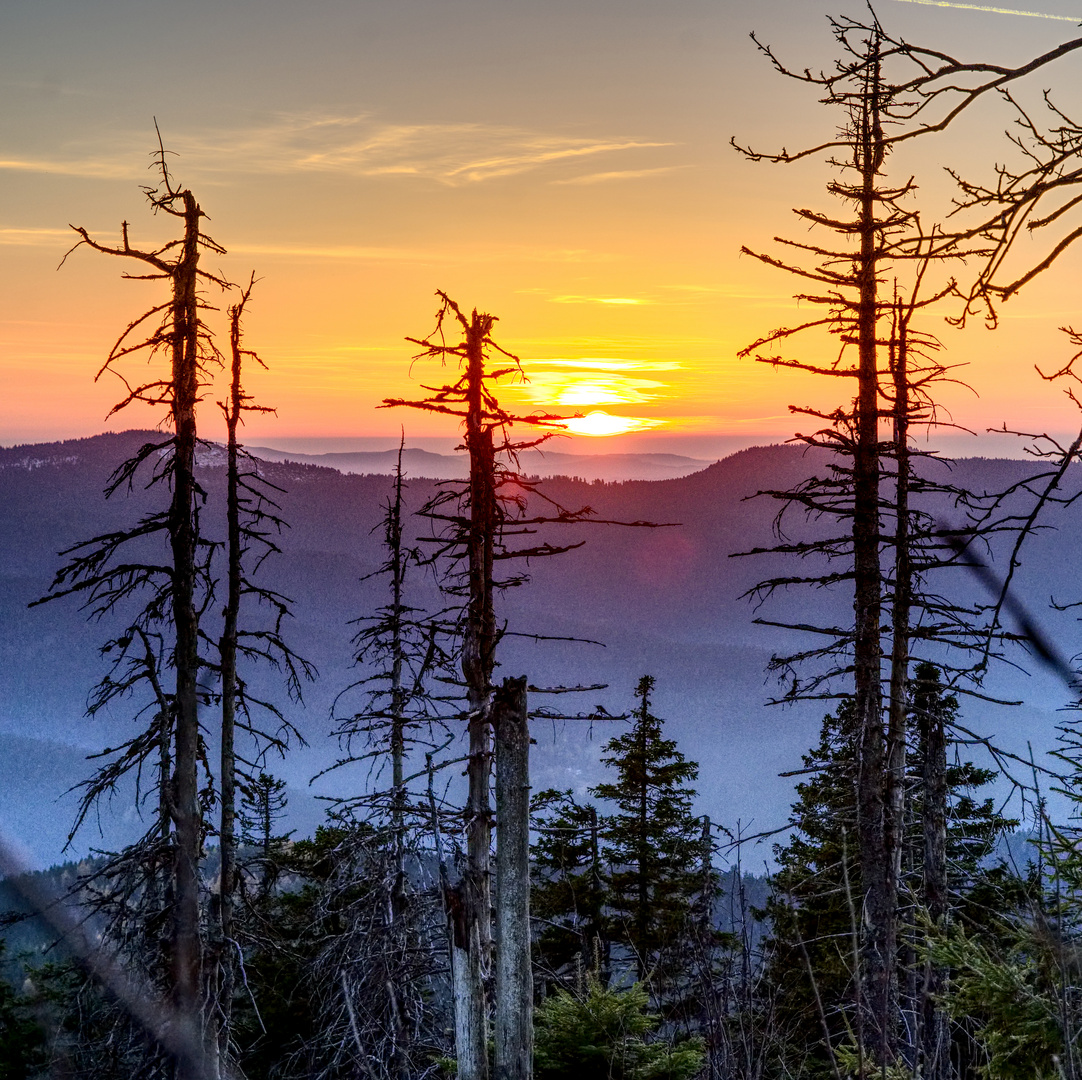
[0,430,1076,867]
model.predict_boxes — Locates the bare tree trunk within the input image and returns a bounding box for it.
[918,670,949,1080]
[494,676,531,1080]
[636,690,650,984]
[387,440,410,1080]
[886,304,912,1067]
[170,189,205,1079]
[214,298,245,1068]
[389,438,408,877]
[852,38,894,1065]
[460,311,496,1080]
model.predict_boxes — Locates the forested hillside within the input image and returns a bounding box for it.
[15,0,1082,1074]
[0,433,1074,865]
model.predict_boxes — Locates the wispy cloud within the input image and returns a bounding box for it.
[531,358,683,372]
[0,227,74,247]
[0,156,142,179]
[227,241,617,264]
[0,230,617,264]
[551,295,651,305]
[187,116,671,184]
[890,0,1079,20]
[553,165,690,186]
[0,115,671,188]
[523,371,667,408]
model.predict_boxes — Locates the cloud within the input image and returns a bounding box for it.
[554,165,690,186]
[0,227,74,247]
[189,116,672,185]
[226,241,618,264]
[890,0,1079,20]
[530,358,683,372]
[550,295,651,305]
[0,115,672,188]
[0,156,143,179]
[522,371,667,408]
[0,229,618,266]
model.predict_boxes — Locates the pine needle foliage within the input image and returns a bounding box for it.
[593,677,703,996]
[534,976,704,1080]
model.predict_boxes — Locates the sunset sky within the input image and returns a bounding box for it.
[4,0,1082,453]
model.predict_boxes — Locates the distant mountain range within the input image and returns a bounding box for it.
[0,430,1078,869]
[245,444,714,483]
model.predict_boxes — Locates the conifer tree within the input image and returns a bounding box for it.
[592,677,703,1006]
[763,668,1018,1077]
[735,16,1082,1063]
[530,788,606,989]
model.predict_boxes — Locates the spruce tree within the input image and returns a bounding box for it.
[763,668,1019,1077]
[592,676,702,1008]
[530,788,606,989]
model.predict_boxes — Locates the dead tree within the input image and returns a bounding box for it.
[385,291,643,1079]
[385,294,565,1080]
[42,139,228,1074]
[913,664,950,1080]
[213,280,311,1066]
[327,437,456,865]
[734,12,1082,1065]
[494,676,531,1080]
[322,438,458,1080]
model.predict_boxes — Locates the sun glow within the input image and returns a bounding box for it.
[516,359,672,437]
[561,411,663,437]
[524,370,665,409]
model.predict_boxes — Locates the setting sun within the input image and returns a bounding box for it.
[560,410,662,436]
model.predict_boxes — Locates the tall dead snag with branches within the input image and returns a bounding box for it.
[385,291,621,1080]
[40,143,227,1073]
[734,12,1082,1066]
[212,279,311,1068]
[321,438,457,1079]
[327,437,455,865]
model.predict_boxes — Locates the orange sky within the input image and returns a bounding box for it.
[4,0,1082,452]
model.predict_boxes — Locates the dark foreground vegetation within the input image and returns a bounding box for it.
[15,7,1082,1079]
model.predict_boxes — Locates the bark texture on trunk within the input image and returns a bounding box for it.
[919,672,949,1080]
[886,312,911,1066]
[215,299,246,1067]
[451,893,488,1080]
[170,190,205,1079]
[851,41,895,1065]
[494,676,532,1080]
[459,311,497,1080]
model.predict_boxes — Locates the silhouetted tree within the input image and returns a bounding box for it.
[385,290,633,1078]
[385,292,563,1080]
[735,14,1082,1063]
[212,280,311,1067]
[327,437,455,858]
[592,677,704,1011]
[42,139,227,1074]
[763,668,1018,1078]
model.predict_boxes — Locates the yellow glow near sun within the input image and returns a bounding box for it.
[536,358,682,372]
[551,295,647,305]
[514,361,671,436]
[561,411,663,437]
[524,371,664,408]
